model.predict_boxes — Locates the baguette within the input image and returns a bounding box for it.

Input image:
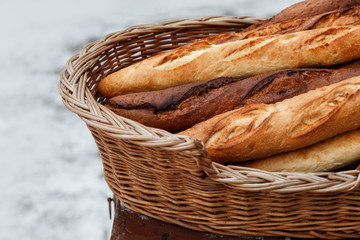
[241,128,360,173]
[179,76,360,163]
[98,25,360,97]
[243,7,360,39]
[260,0,360,27]
[106,59,360,132]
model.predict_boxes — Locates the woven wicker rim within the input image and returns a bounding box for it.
[58,15,360,195]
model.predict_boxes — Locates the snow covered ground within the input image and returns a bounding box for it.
[1,0,299,239]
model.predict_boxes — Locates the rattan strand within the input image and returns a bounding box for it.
[58,15,360,239]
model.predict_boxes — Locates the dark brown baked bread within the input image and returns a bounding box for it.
[106,59,360,132]
[249,0,360,30]
[240,7,360,40]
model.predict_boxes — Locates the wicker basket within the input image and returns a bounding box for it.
[58,16,360,239]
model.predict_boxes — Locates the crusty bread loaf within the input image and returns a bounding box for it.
[179,76,360,163]
[98,25,360,97]
[163,7,360,54]
[241,128,360,173]
[106,59,360,133]
[262,0,360,26]
[243,7,360,39]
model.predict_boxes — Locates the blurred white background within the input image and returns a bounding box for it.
[0,0,299,239]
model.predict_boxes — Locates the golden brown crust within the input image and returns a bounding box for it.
[98,25,360,97]
[241,128,360,173]
[98,8,360,97]
[179,76,360,163]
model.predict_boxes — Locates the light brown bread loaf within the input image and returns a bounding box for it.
[98,25,360,97]
[179,76,360,163]
[241,128,360,173]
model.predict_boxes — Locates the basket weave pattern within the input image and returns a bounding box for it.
[58,16,360,239]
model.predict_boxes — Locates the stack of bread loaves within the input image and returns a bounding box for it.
[98,0,360,172]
